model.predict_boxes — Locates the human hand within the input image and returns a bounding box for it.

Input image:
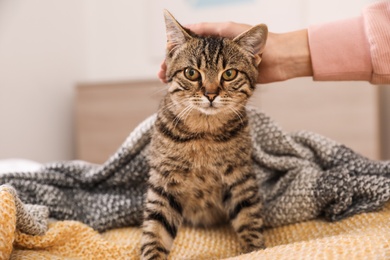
[157,22,312,84]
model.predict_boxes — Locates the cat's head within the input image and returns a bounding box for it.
[163,10,267,116]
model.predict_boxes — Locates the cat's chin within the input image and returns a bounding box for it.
[197,106,222,116]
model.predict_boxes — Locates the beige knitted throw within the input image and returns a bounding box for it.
[1,185,389,259]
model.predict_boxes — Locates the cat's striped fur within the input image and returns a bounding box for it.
[141,10,268,260]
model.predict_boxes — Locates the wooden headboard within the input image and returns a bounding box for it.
[75,80,164,163]
[75,79,380,164]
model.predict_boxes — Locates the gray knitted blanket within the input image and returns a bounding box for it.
[1,108,390,236]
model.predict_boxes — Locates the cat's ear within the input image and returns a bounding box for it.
[233,24,268,65]
[163,10,192,53]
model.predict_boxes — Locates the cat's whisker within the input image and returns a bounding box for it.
[246,98,258,108]
[151,85,169,96]
[230,102,247,111]
[228,106,244,125]
[180,103,195,118]
[173,102,193,128]
[173,107,188,128]
[181,105,195,124]
[157,99,186,115]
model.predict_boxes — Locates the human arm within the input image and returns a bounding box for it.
[157,1,390,84]
[309,1,390,84]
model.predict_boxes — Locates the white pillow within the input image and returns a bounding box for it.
[0,159,42,174]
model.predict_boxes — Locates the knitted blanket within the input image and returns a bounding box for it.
[1,108,390,239]
[1,189,389,259]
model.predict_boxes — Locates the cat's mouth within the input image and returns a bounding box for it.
[197,103,221,115]
[192,96,224,115]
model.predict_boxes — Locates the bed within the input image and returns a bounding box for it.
[0,158,389,259]
[1,79,388,259]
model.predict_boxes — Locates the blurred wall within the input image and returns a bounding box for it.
[0,0,85,162]
[84,0,158,81]
[0,0,377,162]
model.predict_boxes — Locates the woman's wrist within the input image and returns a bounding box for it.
[275,29,313,81]
[259,29,313,83]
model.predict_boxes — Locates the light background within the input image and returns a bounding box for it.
[0,0,382,162]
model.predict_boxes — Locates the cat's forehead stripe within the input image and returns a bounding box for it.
[202,37,224,70]
[196,39,207,69]
[212,39,224,68]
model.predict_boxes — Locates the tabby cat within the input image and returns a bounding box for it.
[141,10,268,259]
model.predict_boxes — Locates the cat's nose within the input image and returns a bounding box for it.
[204,92,218,102]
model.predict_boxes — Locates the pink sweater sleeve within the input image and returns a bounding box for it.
[308,1,390,84]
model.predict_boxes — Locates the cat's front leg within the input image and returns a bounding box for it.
[224,171,265,253]
[141,184,183,260]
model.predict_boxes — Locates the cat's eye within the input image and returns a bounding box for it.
[222,69,238,81]
[184,68,201,81]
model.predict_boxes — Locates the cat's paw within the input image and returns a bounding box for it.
[141,251,168,260]
[239,237,266,254]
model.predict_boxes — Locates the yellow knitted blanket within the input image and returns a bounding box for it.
[1,186,389,260]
